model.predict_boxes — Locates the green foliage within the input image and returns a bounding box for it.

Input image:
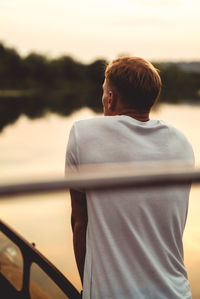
[0,44,24,89]
[0,42,200,131]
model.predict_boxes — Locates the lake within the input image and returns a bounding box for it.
[0,104,200,297]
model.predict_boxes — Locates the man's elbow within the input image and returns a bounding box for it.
[71,217,88,234]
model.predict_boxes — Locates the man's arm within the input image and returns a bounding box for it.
[70,189,88,284]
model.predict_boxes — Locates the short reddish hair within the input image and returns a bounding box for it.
[105,56,162,111]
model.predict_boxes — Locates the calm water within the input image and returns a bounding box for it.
[0,104,200,296]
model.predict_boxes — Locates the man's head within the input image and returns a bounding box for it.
[102,56,161,116]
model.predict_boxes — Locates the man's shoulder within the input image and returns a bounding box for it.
[165,122,194,161]
[166,122,190,142]
[73,116,115,129]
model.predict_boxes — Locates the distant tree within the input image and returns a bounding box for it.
[22,53,51,88]
[85,59,107,111]
[0,43,23,88]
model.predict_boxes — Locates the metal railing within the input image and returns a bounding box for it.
[0,161,199,198]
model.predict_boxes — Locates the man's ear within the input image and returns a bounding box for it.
[108,90,115,110]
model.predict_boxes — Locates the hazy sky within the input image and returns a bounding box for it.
[0,0,200,62]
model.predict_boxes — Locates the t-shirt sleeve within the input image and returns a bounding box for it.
[65,124,85,192]
[65,124,79,175]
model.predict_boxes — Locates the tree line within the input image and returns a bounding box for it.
[0,42,200,131]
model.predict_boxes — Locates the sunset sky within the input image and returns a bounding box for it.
[0,0,200,62]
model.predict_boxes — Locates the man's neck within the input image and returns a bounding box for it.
[117,109,150,122]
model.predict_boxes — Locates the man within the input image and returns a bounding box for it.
[66,57,194,298]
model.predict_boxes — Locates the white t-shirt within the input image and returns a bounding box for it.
[66,115,194,299]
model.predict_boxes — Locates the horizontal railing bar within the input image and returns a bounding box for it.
[0,162,199,198]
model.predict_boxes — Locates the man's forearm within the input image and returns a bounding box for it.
[73,222,87,283]
[70,189,88,284]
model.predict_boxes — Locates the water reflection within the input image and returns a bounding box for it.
[0,232,23,291]
[30,263,69,299]
[184,185,200,298]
